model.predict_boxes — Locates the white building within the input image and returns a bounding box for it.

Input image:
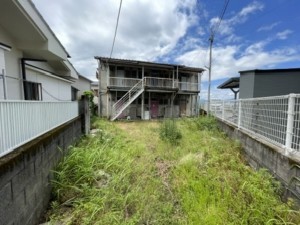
[72,75,93,100]
[0,0,78,101]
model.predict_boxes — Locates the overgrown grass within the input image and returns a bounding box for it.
[47,117,300,225]
[159,119,182,145]
[48,120,181,224]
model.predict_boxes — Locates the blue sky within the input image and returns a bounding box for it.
[32,0,300,100]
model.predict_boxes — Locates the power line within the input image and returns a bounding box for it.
[190,0,229,67]
[109,0,123,59]
[207,0,230,115]
[211,0,230,38]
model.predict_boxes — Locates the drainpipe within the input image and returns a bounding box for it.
[21,58,26,99]
[1,69,7,99]
[176,66,179,86]
[141,66,144,119]
[171,66,179,118]
[172,69,174,88]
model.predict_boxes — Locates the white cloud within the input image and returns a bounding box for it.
[31,0,299,92]
[32,0,198,80]
[209,1,264,41]
[238,1,264,17]
[257,22,280,32]
[176,41,300,82]
[276,29,293,40]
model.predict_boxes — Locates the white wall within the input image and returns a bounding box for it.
[0,25,24,100]
[18,0,69,60]
[26,68,72,101]
[72,76,91,98]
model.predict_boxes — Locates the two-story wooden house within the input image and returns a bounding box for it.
[95,57,204,120]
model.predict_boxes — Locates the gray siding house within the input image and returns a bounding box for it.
[95,57,204,120]
[239,68,300,99]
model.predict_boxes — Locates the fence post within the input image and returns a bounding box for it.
[238,99,242,129]
[285,94,296,154]
[81,95,90,135]
[222,100,225,120]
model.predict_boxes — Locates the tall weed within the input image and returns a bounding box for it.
[159,119,182,145]
[195,115,219,131]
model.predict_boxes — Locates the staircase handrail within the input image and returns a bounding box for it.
[111,78,144,119]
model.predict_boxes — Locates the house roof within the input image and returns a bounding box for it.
[79,75,93,83]
[94,56,205,73]
[217,77,240,89]
[239,68,300,74]
[28,0,71,58]
[0,0,78,79]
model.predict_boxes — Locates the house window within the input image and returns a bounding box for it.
[71,87,78,101]
[24,81,42,100]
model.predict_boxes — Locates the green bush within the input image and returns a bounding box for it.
[196,116,218,131]
[83,90,95,116]
[159,119,182,145]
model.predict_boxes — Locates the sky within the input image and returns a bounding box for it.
[32,0,300,100]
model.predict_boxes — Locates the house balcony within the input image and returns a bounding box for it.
[109,77,140,88]
[108,77,199,92]
[144,77,174,90]
[178,82,199,92]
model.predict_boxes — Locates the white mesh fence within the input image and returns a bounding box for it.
[210,94,300,154]
[293,96,300,151]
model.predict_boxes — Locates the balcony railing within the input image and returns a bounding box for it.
[144,77,174,89]
[178,82,199,91]
[108,77,199,91]
[109,77,140,88]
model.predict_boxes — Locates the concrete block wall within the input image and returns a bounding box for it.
[0,117,82,225]
[217,119,300,205]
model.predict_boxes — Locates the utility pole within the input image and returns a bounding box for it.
[207,34,213,115]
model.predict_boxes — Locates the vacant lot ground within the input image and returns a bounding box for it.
[46,117,300,224]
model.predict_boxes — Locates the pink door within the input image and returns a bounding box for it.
[150,100,159,118]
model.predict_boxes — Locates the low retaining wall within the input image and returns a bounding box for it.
[217,119,300,205]
[0,117,82,225]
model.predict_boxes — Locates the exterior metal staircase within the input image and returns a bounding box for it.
[111,78,144,121]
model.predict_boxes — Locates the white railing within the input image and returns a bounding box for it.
[178,82,199,91]
[0,101,79,157]
[209,94,300,154]
[108,77,200,92]
[111,79,144,121]
[144,77,174,89]
[109,77,140,87]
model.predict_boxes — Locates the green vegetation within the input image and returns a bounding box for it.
[159,119,182,145]
[47,118,300,225]
[83,90,95,115]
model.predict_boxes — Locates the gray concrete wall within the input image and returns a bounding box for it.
[216,119,300,205]
[0,117,82,225]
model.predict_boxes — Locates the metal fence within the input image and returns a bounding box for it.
[0,101,79,157]
[209,94,300,154]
